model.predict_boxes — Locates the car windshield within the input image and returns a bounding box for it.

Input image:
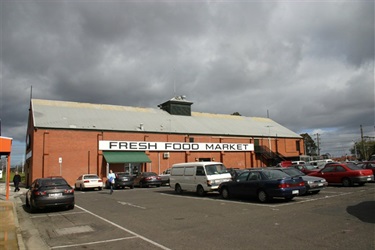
[205,164,228,175]
[283,168,305,177]
[305,165,316,170]
[263,170,290,180]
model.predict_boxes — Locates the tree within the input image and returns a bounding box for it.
[300,133,318,156]
[231,112,241,116]
[351,140,375,160]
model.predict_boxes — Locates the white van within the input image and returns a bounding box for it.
[169,162,232,196]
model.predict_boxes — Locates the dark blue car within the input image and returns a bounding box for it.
[218,169,306,202]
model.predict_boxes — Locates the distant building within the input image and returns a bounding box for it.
[24,97,304,186]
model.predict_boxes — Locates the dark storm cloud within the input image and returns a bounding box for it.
[1,1,374,165]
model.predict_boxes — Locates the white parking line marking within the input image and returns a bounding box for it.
[71,205,171,250]
[50,236,138,249]
[118,201,146,209]
[30,211,86,219]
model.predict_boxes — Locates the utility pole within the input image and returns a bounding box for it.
[360,124,366,160]
[315,133,320,156]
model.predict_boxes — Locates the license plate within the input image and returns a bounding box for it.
[318,183,324,186]
[49,193,62,197]
[292,190,299,195]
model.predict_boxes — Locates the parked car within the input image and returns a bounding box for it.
[308,162,374,186]
[218,169,306,203]
[270,167,328,194]
[75,174,103,191]
[106,172,134,189]
[159,168,171,185]
[356,161,375,176]
[26,176,75,212]
[227,168,247,180]
[292,161,306,165]
[290,164,319,175]
[134,172,162,188]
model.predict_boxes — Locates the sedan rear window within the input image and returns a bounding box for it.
[263,170,290,180]
[345,163,363,170]
[84,175,100,179]
[117,173,131,177]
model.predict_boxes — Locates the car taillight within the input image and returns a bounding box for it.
[145,177,152,180]
[98,179,103,183]
[84,180,90,183]
[278,183,288,188]
[157,177,161,180]
[278,182,304,188]
[33,190,47,196]
[64,189,74,194]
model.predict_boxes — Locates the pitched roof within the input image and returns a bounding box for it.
[31,99,301,138]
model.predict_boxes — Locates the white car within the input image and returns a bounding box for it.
[75,174,103,191]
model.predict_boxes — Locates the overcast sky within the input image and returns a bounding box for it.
[1,0,374,166]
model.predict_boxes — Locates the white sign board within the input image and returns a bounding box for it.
[99,140,254,152]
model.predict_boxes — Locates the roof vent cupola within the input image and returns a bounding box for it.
[158,96,193,116]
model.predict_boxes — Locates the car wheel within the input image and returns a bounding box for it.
[80,185,84,191]
[311,190,320,194]
[130,185,134,189]
[175,184,182,194]
[358,182,365,186]
[25,197,30,207]
[67,204,75,210]
[29,200,37,213]
[257,190,269,203]
[196,185,205,196]
[99,187,102,191]
[221,187,230,199]
[342,178,352,187]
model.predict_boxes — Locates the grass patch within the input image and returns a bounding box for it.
[0,170,26,183]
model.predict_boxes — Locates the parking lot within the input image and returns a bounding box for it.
[17,183,375,250]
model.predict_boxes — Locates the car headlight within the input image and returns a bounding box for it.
[307,181,314,185]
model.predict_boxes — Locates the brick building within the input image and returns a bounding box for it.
[24,97,304,186]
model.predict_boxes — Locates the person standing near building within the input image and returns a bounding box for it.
[107,170,116,194]
[13,171,21,192]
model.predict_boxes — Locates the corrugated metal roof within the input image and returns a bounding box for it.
[31,99,301,138]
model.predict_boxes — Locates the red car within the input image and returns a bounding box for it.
[356,161,375,176]
[308,163,374,187]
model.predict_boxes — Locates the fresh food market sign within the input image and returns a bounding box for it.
[99,141,254,152]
